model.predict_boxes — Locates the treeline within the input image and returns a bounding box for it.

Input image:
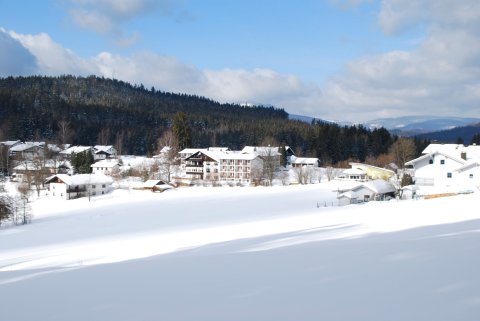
[0,75,426,163]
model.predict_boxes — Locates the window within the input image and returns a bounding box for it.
[440,160,445,165]
[102,184,106,188]
[469,174,474,179]
[91,185,96,189]
[447,172,452,178]
[429,159,433,164]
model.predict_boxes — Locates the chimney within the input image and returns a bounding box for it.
[461,152,467,160]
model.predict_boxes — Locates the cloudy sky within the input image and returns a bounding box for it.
[1,0,479,122]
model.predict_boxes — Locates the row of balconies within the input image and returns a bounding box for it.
[221,160,251,165]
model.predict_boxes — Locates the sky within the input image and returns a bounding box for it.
[0,0,479,122]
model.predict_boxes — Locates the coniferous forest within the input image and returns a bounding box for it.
[0,75,422,163]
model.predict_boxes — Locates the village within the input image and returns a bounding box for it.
[1,139,479,209]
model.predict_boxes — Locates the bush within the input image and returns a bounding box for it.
[401,173,414,187]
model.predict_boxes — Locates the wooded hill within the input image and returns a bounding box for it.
[0,75,408,163]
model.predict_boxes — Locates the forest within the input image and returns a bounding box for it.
[0,75,428,164]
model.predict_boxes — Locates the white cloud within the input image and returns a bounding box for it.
[67,0,172,46]
[0,29,37,76]
[8,30,98,76]
[307,0,480,121]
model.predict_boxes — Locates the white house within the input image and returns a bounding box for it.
[93,145,117,160]
[184,150,223,180]
[336,168,368,181]
[290,156,320,168]
[60,146,93,159]
[91,159,120,175]
[337,179,397,206]
[9,142,45,160]
[179,147,229,171]
[404,143,480,193]
[219,153,263,183]
[184,149,265,184]
[45,174,113,200]
[241,146,281,169]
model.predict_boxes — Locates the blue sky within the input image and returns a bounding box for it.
[1,0,479,122]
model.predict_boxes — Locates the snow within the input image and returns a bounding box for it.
[1,182,480,320]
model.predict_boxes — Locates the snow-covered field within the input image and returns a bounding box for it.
[1,182,480,320]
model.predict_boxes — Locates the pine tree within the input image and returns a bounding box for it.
[172,112,192,150]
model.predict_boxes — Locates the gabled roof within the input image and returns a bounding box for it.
[422,143,480,161]
[291,157,319,165]
[405,151,466,166]
[179,148,206,154]
[143,179,170,188]
[349,162,395,175]
[220,152,259,161]
[45,174,113,185]
[342,168,366,175]
[186,150,224,162]
[60,145,93,155]
[352,179,396,194]
[10,142,45,152]
[94,145,115,154]
[241,146,281,156]
[0,140,21,147]
[91,160,119,168]
[455,162,480,173]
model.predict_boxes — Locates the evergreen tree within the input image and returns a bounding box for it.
[172,112,192,150]
[471,133,480,145]
[71,151,94,174]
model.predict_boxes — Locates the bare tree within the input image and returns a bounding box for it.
[96,127,111,145]
[57,120,74,147]
[389,138,416,169]
[156,130,179,182]
[292,166,315,185]
[325,166,341,181]
[114,130,126,157]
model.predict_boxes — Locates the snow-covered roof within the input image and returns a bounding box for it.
[342,168,366,175]
[405,151,466,167]
[143,180,169,188]
[91,160,119,168]
[455,161,480,173]
[45,174,113,186]
[0,140,21,147]
[61,146,92,155]
[349,162,395,175]
[291,157,319,165]
[422,144,480,161]
[241,146,281,156]
[352,179,396,194]
[220,153,259,161]
[46,144,63,152]
[94,145,115,154]
[10,142,45,152]
[179,148,206,155]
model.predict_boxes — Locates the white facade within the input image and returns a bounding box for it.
[184,150,264,183]
[94,145,117,160]
[46,174,113,200]
[91,160,120,175]
[219,154,263,183]
[405,143,480,193]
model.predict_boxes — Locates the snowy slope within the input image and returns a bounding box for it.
[1,183,479,321]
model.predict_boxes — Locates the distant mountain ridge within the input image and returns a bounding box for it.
[414,122,480,143]
[289,114,480,138]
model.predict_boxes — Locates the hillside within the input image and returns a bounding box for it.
[0,76,395,163]
[415,123,480,143]
[1,185,479,321]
